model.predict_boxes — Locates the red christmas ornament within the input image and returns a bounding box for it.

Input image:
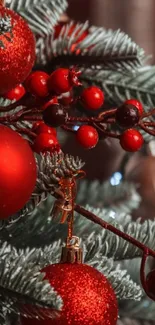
[146,269,155,299]
[25,71,49,97]
[48,68,81,95]
[41,97,58,111]
[3,84,26,101]
[21,263,118,325]
[81,86,104,110]
[0,6,35,95]
[33,133,60,154]
[0,125,37,219]
[120,129,144,152]
[35,123,57,137]
[76,125,99,149]
[125,99,143,116]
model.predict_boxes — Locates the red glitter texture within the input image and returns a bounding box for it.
[0,7,35,94]
[21,263,118,325]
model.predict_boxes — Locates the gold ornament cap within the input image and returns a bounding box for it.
[61,236,83,264]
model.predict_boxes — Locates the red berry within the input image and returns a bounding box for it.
[76,125,99,149]
[116,104,140,128]
[3,84,26,101]
[43,104,67,128]
[32,121,44,131]
[25,71,49,97]
[59,93,73,106]
[48,68,81,95]
[41,97,58,111]
[81,86,104,110]
[35,123,57,137]
[33,133,59,154]
[125,99,143,116]
[120,129,143,152]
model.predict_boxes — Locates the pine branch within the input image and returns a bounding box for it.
[5,0,68,36]
[120,298,155,321]
[81,66,155,108]
[77,180,141,214]
[0,246,63,319]
[37,22,145,71]
[35,152,85,192]
[14,246,142,301]
[80,207,155,260]
[85,255,142,300]
[118,319,155,325]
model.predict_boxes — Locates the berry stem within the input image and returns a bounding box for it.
[75,204,155,258]
[139,123,155,136]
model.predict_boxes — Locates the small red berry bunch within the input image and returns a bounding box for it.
[2,66,146,153]
[32,121,60,155]
[116,99,144,152]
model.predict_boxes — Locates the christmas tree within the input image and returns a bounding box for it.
[0,0,155,324]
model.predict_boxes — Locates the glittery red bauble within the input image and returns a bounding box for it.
[0,125,37,219]
[21,263,118,325]
[0,6,35,95]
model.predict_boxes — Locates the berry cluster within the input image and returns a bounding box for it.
[2,67,147,153]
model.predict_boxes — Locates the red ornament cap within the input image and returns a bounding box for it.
[21,263,118,325]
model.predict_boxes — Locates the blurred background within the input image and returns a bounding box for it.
[68,0,155,60]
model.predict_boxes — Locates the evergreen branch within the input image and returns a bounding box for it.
[36,152,85,191]
[85,256,142,300]
[37,22,145,71]
[81,66,155,107]
[0,248,63,319]
[120,299,155,321]
[118,319,155,325]
[77,180,141,214]
[14,246,142,301]
[78,206,155,260]
[6,0,68,36]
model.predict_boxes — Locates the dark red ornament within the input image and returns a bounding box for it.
[146,269,155,299]
[0,125,37,219]
[120,129,144,152]
[81,86,104,111]
[43,104,67,128]
[125,99,143,116]
[3,84,26,101]
[21,263,118,325]
[35,123,57,137]
[48,68,81,95]
[25,71,49,97]
[116,103,140,128]
[33,133,60,154]
[76,125,99,149]
[0,6,35,94]
[41,97,58,111]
